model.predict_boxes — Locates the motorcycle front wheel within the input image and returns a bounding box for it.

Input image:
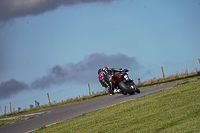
[119,82,135,95]
[136,87,140,93]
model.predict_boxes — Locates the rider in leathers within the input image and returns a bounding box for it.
[98,66,129,95]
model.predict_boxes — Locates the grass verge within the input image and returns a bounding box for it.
[34,79,200,133]
[0,119,17,127]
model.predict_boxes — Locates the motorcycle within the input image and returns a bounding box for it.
[111,69,140,95]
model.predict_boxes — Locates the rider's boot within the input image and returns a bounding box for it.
[108,87,114,95]
[111,82,115,95]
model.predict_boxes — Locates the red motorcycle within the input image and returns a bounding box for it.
[111,69,140,95]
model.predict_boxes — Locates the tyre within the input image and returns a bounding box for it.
[121,90,127,95]
[134,87,140,93]
[136,88,140,93]
[119,82,135,95]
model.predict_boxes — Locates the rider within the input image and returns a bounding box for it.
[98,66,114,95]
[98,68,107,88]
[98,66,129,95]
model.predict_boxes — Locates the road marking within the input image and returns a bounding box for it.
[0,112,46,121]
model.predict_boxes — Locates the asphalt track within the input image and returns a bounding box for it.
[0,81,186,133]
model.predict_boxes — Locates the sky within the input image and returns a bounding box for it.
[0,0,200,105]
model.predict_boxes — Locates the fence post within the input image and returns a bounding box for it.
[47,93,51,105]
[138,78,141,85]
[161,66,165,79]
[9,102,12,114]
[88,83,91,96]
[198,58,200,68]
[4,106,7,115]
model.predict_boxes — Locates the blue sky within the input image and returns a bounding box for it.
[0,0,200,104]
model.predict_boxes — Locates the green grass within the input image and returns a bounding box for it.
[0,117,33,126]
[0,119,17,127]
[34,79,200,133]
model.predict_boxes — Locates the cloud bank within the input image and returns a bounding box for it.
[0,0,113,20]
[0,79,28,99]
[0,53,140,99]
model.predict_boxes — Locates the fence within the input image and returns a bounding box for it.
[0,59,200,116]
[130,59,200,84]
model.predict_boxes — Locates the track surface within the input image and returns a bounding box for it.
[0,82,183,133]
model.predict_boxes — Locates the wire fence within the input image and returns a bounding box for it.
[0,59,200,116]
[130,59,200,84]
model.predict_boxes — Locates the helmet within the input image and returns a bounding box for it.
[103,66,110,70]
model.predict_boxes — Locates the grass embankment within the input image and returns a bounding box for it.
[35,79,200,133]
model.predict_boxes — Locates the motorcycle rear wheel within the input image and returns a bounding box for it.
[119,82,135,95]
